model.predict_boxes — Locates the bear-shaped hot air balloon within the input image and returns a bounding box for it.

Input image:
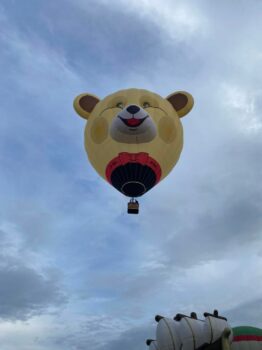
[73,88,194,213]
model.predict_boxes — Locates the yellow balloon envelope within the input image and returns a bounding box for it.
[74,88,194,201]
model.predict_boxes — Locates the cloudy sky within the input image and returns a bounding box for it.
[1,0,262,349]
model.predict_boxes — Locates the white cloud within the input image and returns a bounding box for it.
[118,0,206,42]
[221,83,262,133]
[73,0,206,43]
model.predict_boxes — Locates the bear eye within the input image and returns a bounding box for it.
[143,102,150,108]
[116,102,124,109]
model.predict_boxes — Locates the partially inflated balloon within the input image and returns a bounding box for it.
[155,313,232,350]
[232,326,262,350]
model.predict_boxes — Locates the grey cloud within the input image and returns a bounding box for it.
[98,324,153,350]
[226,298,262,328]
[0,227,66,321]
[138,129,262,269]
[162,195,262,268]
[0,263,66,321]
[1,0,167,86]
[41,314,135,350]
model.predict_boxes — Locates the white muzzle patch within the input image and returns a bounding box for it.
[110,104,157,144]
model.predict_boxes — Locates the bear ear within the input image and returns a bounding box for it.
[166,91,194,118]
[73,93,100,119]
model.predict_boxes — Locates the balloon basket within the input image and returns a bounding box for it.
[127,199,139,214]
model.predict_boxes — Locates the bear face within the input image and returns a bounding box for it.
[110,103,157,144]
[74,88,193,197]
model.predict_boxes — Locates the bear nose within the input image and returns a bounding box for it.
[126,105,140,114]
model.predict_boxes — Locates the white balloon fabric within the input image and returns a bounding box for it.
[156,317,182,350]
[203,314,233,344]
[156,314,232,350]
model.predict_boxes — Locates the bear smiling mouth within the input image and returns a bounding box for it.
[119,116,148,127]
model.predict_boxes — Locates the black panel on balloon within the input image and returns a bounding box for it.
[110,163,157,197]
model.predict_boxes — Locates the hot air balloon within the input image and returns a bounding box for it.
[73,88,194,213]
[232,326,262,350]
